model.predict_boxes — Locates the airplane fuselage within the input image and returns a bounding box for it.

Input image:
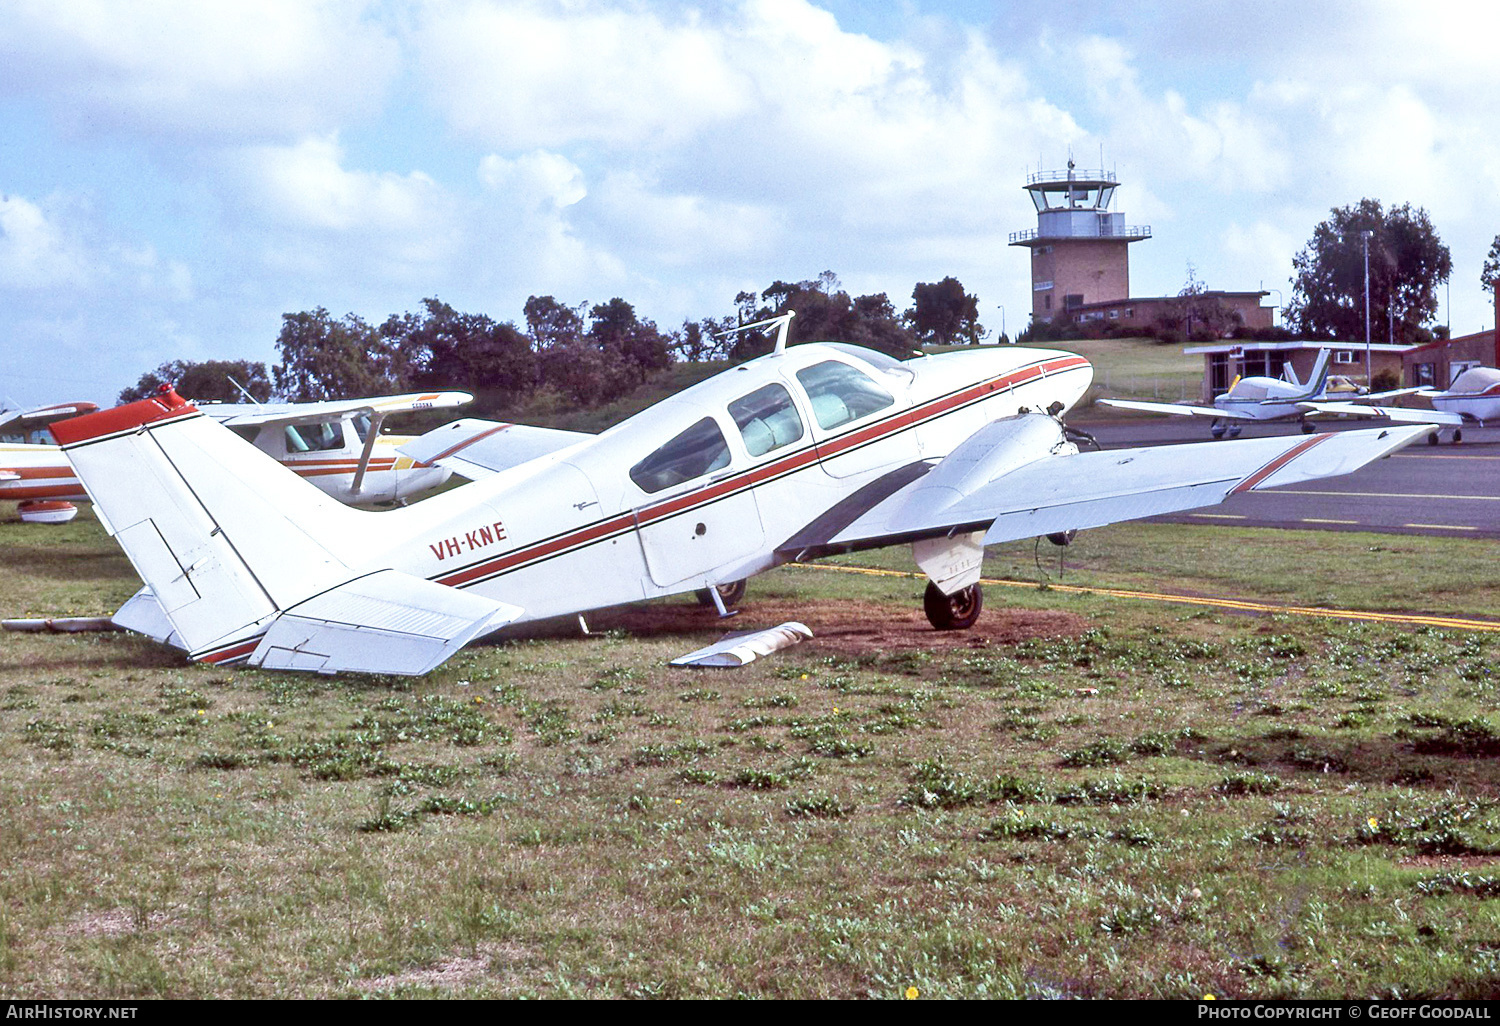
[330,345,1094,627]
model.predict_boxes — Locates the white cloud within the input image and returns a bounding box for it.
[0,194,90,290]
[479,151,588,210]
[0,0,399,142]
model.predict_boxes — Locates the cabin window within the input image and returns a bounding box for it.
[729,383,804,457]
[351,414,373,441]
[795,361,895,431]
[284,422,344,453]
[630,417,731,493]
[228,425,260,444]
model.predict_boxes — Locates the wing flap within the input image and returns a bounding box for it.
[249,570,522,676]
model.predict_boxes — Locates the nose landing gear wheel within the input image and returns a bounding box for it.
[923,581,983,631]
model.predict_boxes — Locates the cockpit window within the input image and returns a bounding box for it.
[795,361,895,431]
[352,414,373,441]
[284,421,345,453]
[728,383,804,457]
[630,417,731,493]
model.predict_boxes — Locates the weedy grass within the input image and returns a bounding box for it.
[2,510,1500,997]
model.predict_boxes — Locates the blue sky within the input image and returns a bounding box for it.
[3,0,1497,406]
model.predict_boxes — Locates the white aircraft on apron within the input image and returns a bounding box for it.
[2,391,471,523]
[50,315,1434,676]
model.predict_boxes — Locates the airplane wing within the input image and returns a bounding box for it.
[1296,401,1464,426]
[1096,398,1257,420]
[794,415,1434,553]
[199,391,472,427]
[398,418,594,480]
[0,402,100,432]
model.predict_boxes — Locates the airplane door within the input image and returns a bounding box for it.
[794,358,920,479]
[630,414,765,588]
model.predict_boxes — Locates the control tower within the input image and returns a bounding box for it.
[1009,161,1150,323]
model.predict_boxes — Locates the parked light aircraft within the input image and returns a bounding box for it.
[1098,350,1423,438]
[50,316,1434,676]
[1275,366,1498,447]
[0,401,101,522]
[1,391,471,523]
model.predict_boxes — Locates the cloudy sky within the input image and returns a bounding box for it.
[2,0,1498,406]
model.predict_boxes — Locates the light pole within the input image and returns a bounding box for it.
[996,305,1007,343]
[1361,229,1373,386]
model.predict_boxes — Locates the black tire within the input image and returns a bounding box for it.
[1046,529,1077,547]
[1300,420,1316,434]
[695,579,747,609]
[923,581,983,631]
[1453,429,1463,445]
[1428,432,1439,446]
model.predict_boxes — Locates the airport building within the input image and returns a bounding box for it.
[1009,162,1273,336]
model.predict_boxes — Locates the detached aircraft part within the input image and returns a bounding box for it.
[2,616,122,633]
[670,621,813,668]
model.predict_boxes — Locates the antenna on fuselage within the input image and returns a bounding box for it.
[227,376,262,405]
[720,311,795,355]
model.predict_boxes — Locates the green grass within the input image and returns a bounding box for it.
[3,508,1500,997]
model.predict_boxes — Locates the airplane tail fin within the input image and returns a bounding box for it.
[1308,349,1332,396]
[53,389,376,661]
[57,389,521,673]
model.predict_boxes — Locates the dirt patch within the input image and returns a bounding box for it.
[64,908,175,937]
[572,598,1091,658]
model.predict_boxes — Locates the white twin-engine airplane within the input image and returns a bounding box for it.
[1098,349,1436,439]
[2,391,471,523]
[52,317,1434,677]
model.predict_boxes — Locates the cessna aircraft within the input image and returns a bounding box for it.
[50,315,1433,676]
[0,401,101,522]
[2,391,471,523]
[1098,349,1423,438]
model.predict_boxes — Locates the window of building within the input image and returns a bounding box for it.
[1415,363,1435,387]
[1334,350,1356,365]
[795,361,895,431]
[728,383,804,457]
[630,417,731,494]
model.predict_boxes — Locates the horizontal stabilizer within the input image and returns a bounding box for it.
[1297,401,1463,425]
[1097,398,1252,420]
[112,587,184,648]
[671,622,813,668]
[250,570,522,676]
[399,418,592,480]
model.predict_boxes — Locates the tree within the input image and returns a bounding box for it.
[1482,234,1500,296]
[1287,199,1451,341]
[389,298,536,401]
[907,277,982,346]
[273,307,404,401]
[730,272,916,361]
[119,359,272,405]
